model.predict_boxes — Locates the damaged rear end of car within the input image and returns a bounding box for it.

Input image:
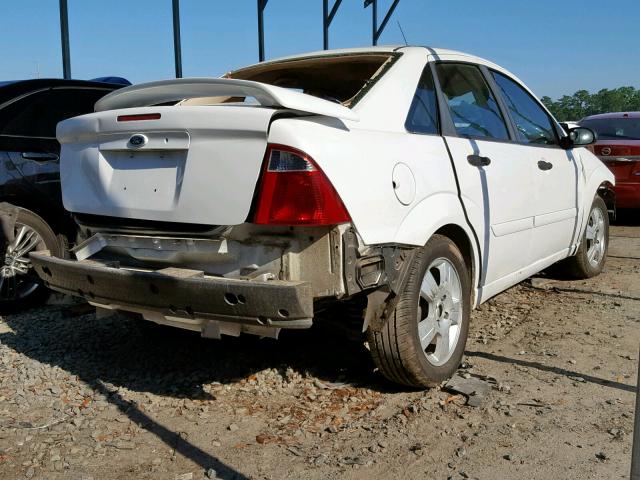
[31,51,405,339]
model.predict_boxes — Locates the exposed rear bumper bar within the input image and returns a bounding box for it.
[30,252,313,329]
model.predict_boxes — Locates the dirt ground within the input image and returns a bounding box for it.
[0,213,638,480]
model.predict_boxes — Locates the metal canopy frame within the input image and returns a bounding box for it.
[257,0,269,62]
[59,0,71,79]
[323,0,344,50]
[364,0,400,46]
[56,0,401,78]
[172,0,183,78]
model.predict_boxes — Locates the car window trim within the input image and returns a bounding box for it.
[431,60,515,144]
[403,64,441,137]
[429,62,457,138]
[487,68,562,149]
[0,86,115,111]
[0,86,115,140]
[478,65,518,141]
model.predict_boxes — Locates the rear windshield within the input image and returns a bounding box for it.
[181,53,398,108]
[580,117,640,140]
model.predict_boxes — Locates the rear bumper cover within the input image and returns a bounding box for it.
[30,252,314,329]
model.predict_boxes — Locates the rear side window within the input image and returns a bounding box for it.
[0,87,111,138]
[405,67,439,135]
[435,63,509,141]
[491,71,557,146]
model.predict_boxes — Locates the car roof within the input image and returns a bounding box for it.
[581,112,640,121]
[0,78,123,107]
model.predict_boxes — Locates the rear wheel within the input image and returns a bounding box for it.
[0,208,61,311]
[560,196,608,279]
[367,234,471,388]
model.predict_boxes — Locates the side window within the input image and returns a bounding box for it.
[0,88,112,139]
[491,71,557,146]
[435,63,509,141]
[405,67,439,135]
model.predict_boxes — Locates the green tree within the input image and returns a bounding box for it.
[541,86,640,121]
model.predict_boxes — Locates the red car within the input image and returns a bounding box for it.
[580,112,640,209]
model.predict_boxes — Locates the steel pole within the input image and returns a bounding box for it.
[172,0,183,78]
[371,0,377,46]
[375,0,400,44]
[631,345,640,479]
[323,0,343,50]
[323,0,329,50]
[257,0,267,61]
[59,0,71,79]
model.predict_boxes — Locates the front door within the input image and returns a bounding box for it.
[489,70,579,263]
[433,62,536,297]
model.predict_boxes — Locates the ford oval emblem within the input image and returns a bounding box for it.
[128,134,148,148]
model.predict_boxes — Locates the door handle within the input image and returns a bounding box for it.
[21,152,59,162]
[467,154,491,167]
[537,160,553,171]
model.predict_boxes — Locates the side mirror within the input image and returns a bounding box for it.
[560,127,597,149]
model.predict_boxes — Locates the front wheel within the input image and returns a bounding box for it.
[560,196,609,279]
[367,234,471,388]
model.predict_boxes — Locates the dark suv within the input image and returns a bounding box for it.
[0,78,125,308]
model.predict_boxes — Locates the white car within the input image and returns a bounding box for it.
[31,46,614,387]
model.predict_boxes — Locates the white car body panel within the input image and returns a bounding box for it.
[54,45,615,308]
[58,105,277,225]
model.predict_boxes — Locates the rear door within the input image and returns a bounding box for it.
[433,61,536,294]
[489,70,579,262]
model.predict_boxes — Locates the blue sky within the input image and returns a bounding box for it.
[2,0,639,99]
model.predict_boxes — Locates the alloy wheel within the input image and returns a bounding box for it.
[585,207,606,268]
[417,257,463,367]
[0,223,45,301]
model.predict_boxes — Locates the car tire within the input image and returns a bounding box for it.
[367,234,471,388]
[0,207,62,311]
[560,196,609,279]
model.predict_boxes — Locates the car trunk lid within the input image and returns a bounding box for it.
[58,105,276,226]
[57,78,358,226]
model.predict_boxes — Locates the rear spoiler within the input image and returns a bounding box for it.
[94,78,359,122]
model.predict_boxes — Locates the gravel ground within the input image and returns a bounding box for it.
[0,217,638,480]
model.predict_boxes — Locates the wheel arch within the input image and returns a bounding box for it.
[597,181,616,214]
[433,224,479,308]
[392,193,482,307]
[0,194,73,240]
[575,166,615,249]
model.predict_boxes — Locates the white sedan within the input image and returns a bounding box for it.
[31,46,614,387]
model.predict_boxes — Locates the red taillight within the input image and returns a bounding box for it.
[117,113,161,122]
[252,144,351,226]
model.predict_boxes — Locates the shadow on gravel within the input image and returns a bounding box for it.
[0,306,392,478]
[92,380,249,480]
[467,350,635,393]
[0,305,385,398]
